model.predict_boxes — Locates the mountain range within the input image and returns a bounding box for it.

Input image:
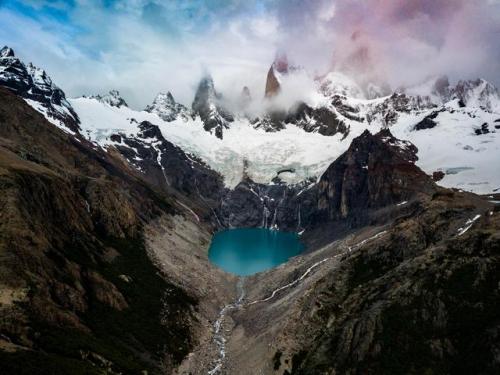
[0,45,499,374]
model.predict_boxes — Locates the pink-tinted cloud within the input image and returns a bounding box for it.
[273,0,500,88]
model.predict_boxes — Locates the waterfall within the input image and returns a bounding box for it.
[152,142,170,187]
[271,208,278,230]
[262,205,270,228]
[297,203,302,233]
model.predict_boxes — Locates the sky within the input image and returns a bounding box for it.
[1,0,500,109]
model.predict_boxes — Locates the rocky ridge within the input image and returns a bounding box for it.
[89,90,128,108]
[0,46,80,132]
[192,75,234,139]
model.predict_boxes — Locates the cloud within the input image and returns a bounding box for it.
[1,0,499,109]
[295,0,500,89]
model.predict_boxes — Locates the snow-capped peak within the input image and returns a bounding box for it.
[145,91,187,122]
[0,46,80,132]
[90,90,128,108]
[26,63,54,91]
[265,53,292,98]
[192,75,233,138]
[453,78,500,111]
[0,46,15,58]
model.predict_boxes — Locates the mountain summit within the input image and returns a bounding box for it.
[192,75,233,139]
[0,46,80,132]
[145,92,187,122]
[265,52,289,98]
[90,90,128,108]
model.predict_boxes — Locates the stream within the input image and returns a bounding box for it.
[207,278,245,375]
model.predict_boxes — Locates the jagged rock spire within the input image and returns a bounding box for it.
[192,75,233,139]
[145,91,187,122]
[90,90,128,108]
[265,52,289,98]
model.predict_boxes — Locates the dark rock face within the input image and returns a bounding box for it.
[215,129,436,240]
[433,170,445,181]
[217,178,316,232]
[0,46,80,132]
[252,100,352,136]
[367,93,437,126]
[286,102,350,137]
[316,129,435,222]
[145,91,187,121]
[89,90,128,108]
[192,76,233,139]
[475,122,490,135]
[112,120,224,205]
[253,110,287,132]
[414,111,440,130]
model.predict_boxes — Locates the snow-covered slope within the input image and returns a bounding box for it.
[70,71,500,194]
[71,96,370,187]
[390,102,500,193]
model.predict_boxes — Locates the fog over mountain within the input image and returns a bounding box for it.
[1,0,499,109]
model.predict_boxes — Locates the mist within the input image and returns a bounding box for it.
[1,0,499,109]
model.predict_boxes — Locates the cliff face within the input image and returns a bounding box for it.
[316,129,435,221]
[192,76,234,139]
[265,53,289,98]
[0,46,80,132]
[0,87,211,374]
[215,129,437,246]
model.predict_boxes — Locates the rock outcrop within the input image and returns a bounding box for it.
[316,129,435,221]
[110,120,225,216]
[89,89,128,108]
[264,53,289,98]
[145,91,187,121]
[0,46,80,132]
[215,129,436,240]
[192,75,233,139]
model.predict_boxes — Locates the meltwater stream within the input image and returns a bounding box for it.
[206,228,303,373]
[208,228,304,276]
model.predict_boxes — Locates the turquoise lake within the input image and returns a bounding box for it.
[208,228,304,276]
